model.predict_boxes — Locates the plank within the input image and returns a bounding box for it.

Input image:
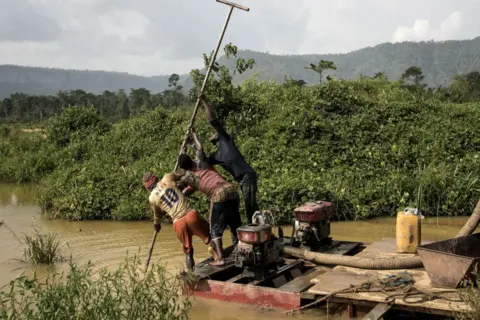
[309,266,334,283]
[310,237,432,285]
[324,296,458,318]
[249,260,304,285]
[227,273,247,283]
[306,238,470,314]
[278,269,326,292]
[354,237,433,260]
[322,241,361,255]
[308,266,470,313]
[193,245,237,279]
[362,303,392,320]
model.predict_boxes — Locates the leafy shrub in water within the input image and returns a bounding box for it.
[22,225,63,264]
[0,254,191,320]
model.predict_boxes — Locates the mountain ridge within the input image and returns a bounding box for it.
[2,37,480,98]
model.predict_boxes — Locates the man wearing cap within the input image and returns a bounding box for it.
[198,93,259,224]
[142,171,211,271]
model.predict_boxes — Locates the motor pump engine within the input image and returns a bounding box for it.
[290,201,334,250]
[234,211,283,278]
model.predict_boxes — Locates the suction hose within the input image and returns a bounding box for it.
[283,199,480,270]
[283,246,423,270]
[455,200,480,238]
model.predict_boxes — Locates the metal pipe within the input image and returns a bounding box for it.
[173,5,235,171]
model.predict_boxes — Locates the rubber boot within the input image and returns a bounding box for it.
[230,232,239,255]
[208,246,219,260]
[186,249,195,271]
[209,238,225,267]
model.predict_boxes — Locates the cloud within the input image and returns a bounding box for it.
[0,0,479,76]
[0,0,61,42]
[392,11,464,42]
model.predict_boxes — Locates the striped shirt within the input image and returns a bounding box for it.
[182,168,238,203]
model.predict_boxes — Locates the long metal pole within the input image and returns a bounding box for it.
[173,5,234,172]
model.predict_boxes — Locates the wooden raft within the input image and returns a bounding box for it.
[307,238,471,317]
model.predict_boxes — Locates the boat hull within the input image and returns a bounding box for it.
[184,279,303,309]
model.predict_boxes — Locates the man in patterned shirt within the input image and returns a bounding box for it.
[142,171,211,271]
[199,93,259,224]
[177,129,241,267]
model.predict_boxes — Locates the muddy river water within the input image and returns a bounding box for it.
[0,183,471,319]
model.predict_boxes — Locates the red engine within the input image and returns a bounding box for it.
[291,201,333,249]
[236,225,272,244]
[234,213,282,275]
[294,201,334,223]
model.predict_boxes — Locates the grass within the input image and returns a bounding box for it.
[1,218,64,265]
[22,225,63,264]
[0,253,191,320]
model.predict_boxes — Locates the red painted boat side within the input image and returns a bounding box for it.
[183,279,302,309]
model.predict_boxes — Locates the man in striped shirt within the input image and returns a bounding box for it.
[178,128,241,267]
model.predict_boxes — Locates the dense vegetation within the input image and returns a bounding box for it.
[0,44,479,224]
[0,254,190,320]
[2,37,480,100]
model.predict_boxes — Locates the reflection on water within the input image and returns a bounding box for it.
[0,183,473,320]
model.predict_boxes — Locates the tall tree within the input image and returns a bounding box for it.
[401,66,425,87]
[305,60,337,83]
[168,74,180,88]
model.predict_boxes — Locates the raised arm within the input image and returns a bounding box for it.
[190,129,207,163]
[198,93,231,140]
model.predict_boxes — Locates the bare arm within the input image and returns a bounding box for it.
[182,187,195,196]
[178,172,199,196]
[199,93,215,122]
[191,130,207,163]
[198,94,231,140]
[152,205,165,225]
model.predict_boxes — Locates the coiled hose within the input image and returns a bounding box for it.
[283,200,480,270]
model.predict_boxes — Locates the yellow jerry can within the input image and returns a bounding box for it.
[396,209,422,253]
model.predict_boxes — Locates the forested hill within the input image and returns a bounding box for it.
[0,65,173,99]
[213,37,480,87]
[2,37,480,98]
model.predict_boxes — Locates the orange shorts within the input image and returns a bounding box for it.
[173,210,211,254]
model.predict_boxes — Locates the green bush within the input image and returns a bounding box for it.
[46,106,111,147]
[0,254,191,320]
[1,72,479,224]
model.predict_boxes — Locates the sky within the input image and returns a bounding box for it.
[1,0,480,76]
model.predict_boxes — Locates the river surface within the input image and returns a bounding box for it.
[0,183,472,319]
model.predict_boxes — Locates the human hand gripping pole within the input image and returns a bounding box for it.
[144,0,250,272]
